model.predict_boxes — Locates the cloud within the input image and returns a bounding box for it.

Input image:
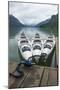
[9,2,58,25]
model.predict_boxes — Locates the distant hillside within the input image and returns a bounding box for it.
[36,19,50,27]
[48,14,58,28]
[9,15,24,38]
[9,15,23,27]
[37,14,58,28]
[36,14,58,36]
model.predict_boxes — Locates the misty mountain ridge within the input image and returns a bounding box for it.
[36,18,50,26]
[9,15,24,27]
[9,14,58,27]
[37,14,58,28]
[9,14,58,37]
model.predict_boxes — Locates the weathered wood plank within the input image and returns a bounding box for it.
[8,61,18,73]
[8,61,58,88]
[9,63,29,88]
[47,68,58,86]
[8,62,18,88]
[56,37,59,67]
[9,64,37,88]
[20,67,44,88]
[40,67,49,86]
[10,71,28,88]
[8,75,16,88]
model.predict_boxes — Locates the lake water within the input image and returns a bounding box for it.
[9,27,56,66]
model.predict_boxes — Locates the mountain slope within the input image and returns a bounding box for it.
[36,19,50,27]
[9,15,23,27]
[36,14,58,36]
[9,15,24,37]
[37,14,58,28]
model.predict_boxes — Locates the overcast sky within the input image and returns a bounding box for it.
[9,2,58,25]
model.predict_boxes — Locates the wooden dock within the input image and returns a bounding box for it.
[55,37,59,67]
[8,61,58,89]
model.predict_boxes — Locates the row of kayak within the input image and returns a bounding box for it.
[17,32,55,66]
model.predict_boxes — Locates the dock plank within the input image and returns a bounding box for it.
[10,71,28,88]
[8,75,16,88]
[40,67,49,86]
[8,61,58,88]
[9,63,41,88]
[9,63,29,88]
[21,67,44,88]
[47,68,58,86]
[8,61,18,73]
[8,62,18,88]
[56,37,59,67]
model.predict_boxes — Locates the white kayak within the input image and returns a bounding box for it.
[18,32,32,65]
[41,35,56,61]
[32,33,42,63]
